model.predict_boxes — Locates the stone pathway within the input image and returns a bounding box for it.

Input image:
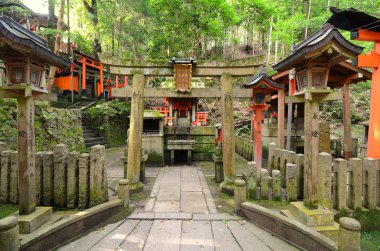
[59,165,299,251]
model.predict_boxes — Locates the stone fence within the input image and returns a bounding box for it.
[234,135,253,161]
[256,142,380,211]
[0,142,108,209]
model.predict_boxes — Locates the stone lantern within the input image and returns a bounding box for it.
[244,69,284,170]
[295,67,329,91]
[0,16,70,232]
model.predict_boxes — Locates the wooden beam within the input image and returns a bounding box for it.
[339,61,372,79]
[285,91,342,103]
[355,53,380,68]
[351,29,380,42]
[101,54,264,77]
[112,86,252,98]
[272,70,290,80]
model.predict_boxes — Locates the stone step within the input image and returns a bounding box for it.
[84,137,104,143]
[83,133,97,138]
[85,141,107,148]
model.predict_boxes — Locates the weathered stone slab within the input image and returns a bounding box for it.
[90,145,107,207]
[364,158,378,210]
[272,170,281,201]
[212,221,241,251]
[0,150,11,203]
[268,143,276,174]
[78,153,90,209]
[154,201,180,213]
[17,207,52,234]
[154,212,192,220]
[350,158,363,210]
[9,151,18,204]
[226,221,271,251]
[334,158,347,210]
[192,213,240,221]
[120,220,153,251]
[91,219,139,250]
[181,221,214,251]
[247,161,257,200]
[128,213,155,220]
[144,220,182,251]
[53,144,68,208]
[260,169,269,200]
[35,152,43,205]
[317,152,332,209]
[42,151,54,206]
[295,154,304,199]
[286,163,297,202]
[67,151,79,209]
[181,191,209,213]
[0,142,6,153]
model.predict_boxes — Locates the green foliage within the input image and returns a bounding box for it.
[86,100,131,118]
[235,125,250,136]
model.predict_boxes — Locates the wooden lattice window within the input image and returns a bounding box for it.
[174,64,192,92]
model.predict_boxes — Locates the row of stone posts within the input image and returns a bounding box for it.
[234,135,254,161]
[0,143,108,209]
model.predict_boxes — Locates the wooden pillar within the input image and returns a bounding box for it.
[343,83,352,159]
[220,73,235,194]
[277,89,285,149]
[253,106,263,169]
[17,96,36,215]
[303,97,319,209]
[126,74,145,191]
[82,62,86,90]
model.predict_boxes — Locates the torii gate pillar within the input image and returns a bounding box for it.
[220,73,236,194]
[126,74,145,192]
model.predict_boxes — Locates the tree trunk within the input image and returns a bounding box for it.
[47,0,65,92]
[267,16,273,63]
[47,0,56,51]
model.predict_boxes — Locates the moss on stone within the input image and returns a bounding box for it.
[147,151,164,166]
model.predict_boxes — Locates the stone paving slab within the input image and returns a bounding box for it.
[212,221,242,251]
[89,219,139,250]
[192,213,241,221]
[154,200,180,213]
[144,220,182,251]
[128,213,155,220]
[181,191,209,213]
[226,221,271,251]
[119,220,153,251]
[154,212,192,220]
[181,221,214,251]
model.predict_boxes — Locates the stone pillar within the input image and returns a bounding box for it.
[53,144,68,208]
[364,158,377,209]
[338,217,361,251]
[0,216,19,251]
[286,163,297,201]
[220,73,235,194]
[246,161,257,199]
[78,153,90,209]
[260,169,269,200]
[351,138,358,158]
[187,150,191,165]
[317,152,332,209]
[272,170,281,201]
[303,99,319,209]
[90,145,107,207]
[350,158,363,210]
[295,153,304,199]
[42,151,54,206]
[277,89,285,148]
[191,99,196,122]
[169,99,173,117]
[268,142,276,174]
[9,151,18,204]
[234,179,246,212]
[127,74,145,192]
[214,142,224,183]
[67,151,79,209]
[118,179,129,207]
[170,150,175,166]
[319,122,330,153]
[17,96,36,215]
[35,152,43,205]
[342,83,352,159]
[335,158,347,210]
[0,150,11,203]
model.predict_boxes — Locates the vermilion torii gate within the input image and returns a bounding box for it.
[100,54,268,194]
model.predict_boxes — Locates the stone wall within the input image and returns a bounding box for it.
[234,135,254,161]
[0,99,85,152]
[0,143,108,209]
[263,142,380,211]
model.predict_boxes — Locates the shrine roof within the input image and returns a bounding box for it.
[0,16,70,68]
[243,69,284,91]
[273,23,363,72]
[326,7,380,32]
